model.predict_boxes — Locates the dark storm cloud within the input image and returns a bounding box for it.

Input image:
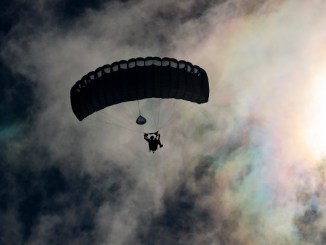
[51,0,108,24]
[0,0,34,39]
[0,160,135,245]
[294,204,325,244]
[294,162,326,245]
[0,60,36,141]
[137,158,215,245]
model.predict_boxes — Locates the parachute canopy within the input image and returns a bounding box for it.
[71,57,209,121]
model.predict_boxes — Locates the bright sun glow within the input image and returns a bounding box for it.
[305,70,326,158]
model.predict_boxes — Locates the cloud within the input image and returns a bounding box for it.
[1,0,326,244]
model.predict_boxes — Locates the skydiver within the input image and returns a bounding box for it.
[144,131,163,153]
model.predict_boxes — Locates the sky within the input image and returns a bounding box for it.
[1,0,326,244]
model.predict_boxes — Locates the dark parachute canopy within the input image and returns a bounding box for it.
[70,57,209,121]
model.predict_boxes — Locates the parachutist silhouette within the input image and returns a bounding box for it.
[144,131,163,153]
[70,57,209,151]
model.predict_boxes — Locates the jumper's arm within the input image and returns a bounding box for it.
[144,133,150,141]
